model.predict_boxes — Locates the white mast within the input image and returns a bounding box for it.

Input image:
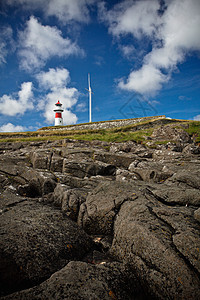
[85,74,93,123]
[88,74,92,123]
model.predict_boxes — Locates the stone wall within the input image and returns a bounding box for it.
[44,115,166,131]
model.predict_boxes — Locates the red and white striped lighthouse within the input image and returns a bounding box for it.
[54,100,64,126]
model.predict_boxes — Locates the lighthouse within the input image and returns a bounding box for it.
[54,100,64,126]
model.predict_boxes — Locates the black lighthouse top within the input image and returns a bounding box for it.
[55,100,62,106]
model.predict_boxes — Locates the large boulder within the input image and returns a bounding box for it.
[2,261,141,300]
[0,191,94,296]
[167,170,200,189]
[110,197,200,299]
[78,181,138,235]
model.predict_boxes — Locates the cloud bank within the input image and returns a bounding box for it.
[6,0,95,24]
[0,82,33,116]
[100,0,200,95]
[0,123,26,132]
[18,16,83,71]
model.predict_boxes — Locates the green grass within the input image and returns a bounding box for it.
[64,129,152,143]
[0,119,199,144]
[185,121,200,142]
[0,128,153,143]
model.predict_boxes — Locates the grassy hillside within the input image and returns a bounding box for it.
[0,118,199,144]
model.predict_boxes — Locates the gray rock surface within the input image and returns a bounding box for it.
[78,181,138,235]
[0,131,200,299]
[110,198,200,299]
[194,208,200,222]
[2,261,140,300]
[149,186,200,206]
[0,190,93,296]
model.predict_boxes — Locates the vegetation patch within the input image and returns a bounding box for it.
[185,121,200,142]
[0,118,199,144]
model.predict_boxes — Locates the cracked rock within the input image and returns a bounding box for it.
[0,199,93,296]
[110,198,200,299]
[78,181,138,235]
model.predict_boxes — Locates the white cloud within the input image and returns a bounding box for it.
[18,16,83,71]
[99,0,161,38]
[193,114,200,121]
[0,82,33,116]
[46,0,95,24]
[101,0,200,95]
[36,68,78,125]
[119,64,169,94]
[36,68,70,90]
[0,123,26,132]
[7,0,95,24]
[0,26,14,64]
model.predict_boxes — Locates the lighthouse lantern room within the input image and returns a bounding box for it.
[54,100,64,126]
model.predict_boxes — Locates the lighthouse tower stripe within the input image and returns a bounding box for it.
[55,112,62,118]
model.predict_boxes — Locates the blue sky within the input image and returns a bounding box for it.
[0,0,200,132]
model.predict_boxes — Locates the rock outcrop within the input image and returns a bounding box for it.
[0,125,200,299]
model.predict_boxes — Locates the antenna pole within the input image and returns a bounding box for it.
[88,74,92,123]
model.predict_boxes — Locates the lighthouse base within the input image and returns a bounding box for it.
[55,118,63,126]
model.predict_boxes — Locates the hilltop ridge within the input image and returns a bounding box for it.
[0,116,199,144]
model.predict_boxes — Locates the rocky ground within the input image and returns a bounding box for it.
[0,123,200,299]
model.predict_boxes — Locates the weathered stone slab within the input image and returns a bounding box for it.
[2,261,140,300]
[0,198,93,296]
[78,181,138,235]
[110,198,200,299]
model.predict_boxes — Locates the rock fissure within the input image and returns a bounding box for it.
[48,151,54,170]
[133,252,164,275]
[147,205,200,277]
[170,237,200,278]
[148,191,185,207]
[1,198,28,213]
[145,187,200,208]
[146,205,176,235]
